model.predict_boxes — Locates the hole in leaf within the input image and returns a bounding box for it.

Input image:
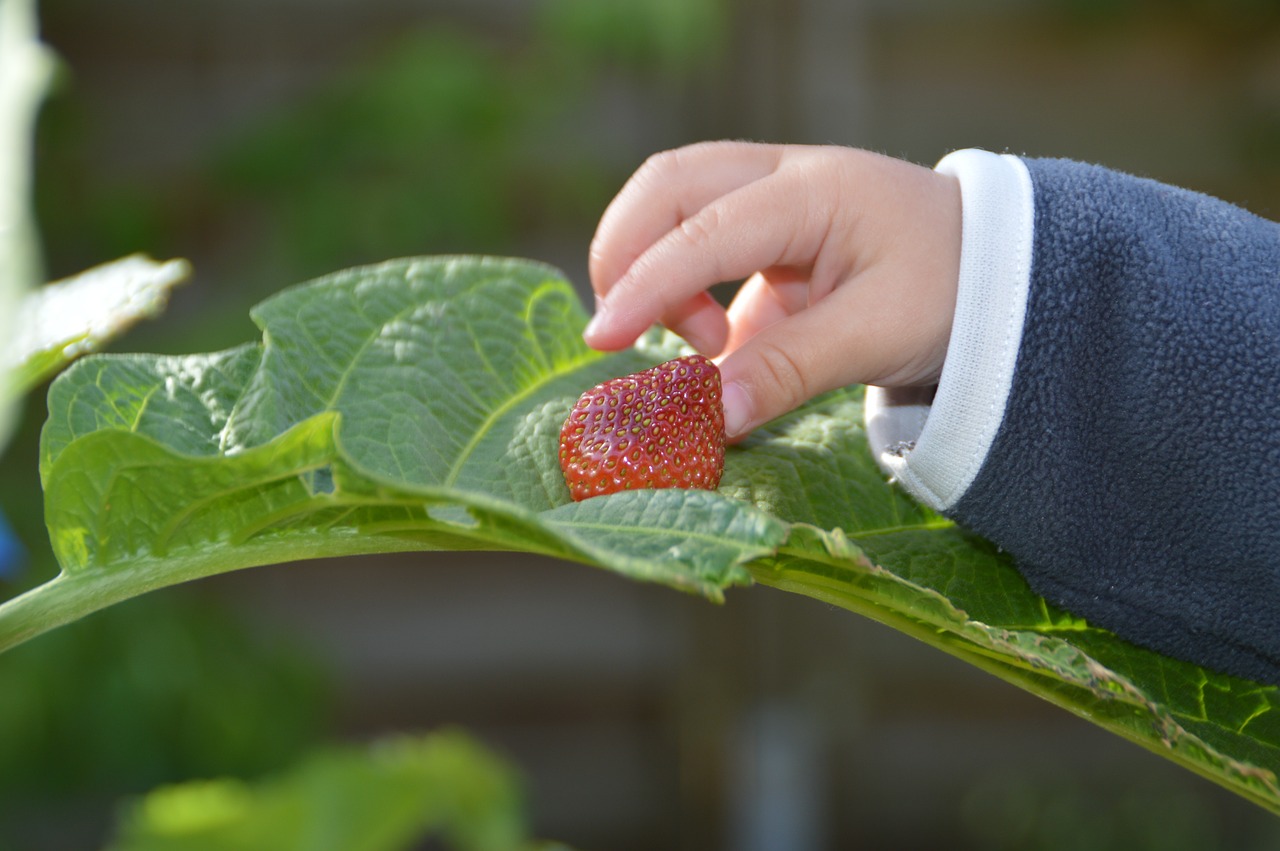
[307,466,336,495]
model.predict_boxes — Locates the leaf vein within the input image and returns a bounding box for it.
[442,348,600,488]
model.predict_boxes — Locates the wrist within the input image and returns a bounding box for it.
[865,148,1035,511]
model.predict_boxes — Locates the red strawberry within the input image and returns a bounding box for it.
[559,354,725,501]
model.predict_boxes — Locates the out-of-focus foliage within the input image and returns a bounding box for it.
[211,32,534,276]
[33,0,728,318]
[108,730,567,851]
[958,769,1223,851]
[207,0,722,282]
[1,254,189,401]
[0,592,332,827]
[536,0,726,74]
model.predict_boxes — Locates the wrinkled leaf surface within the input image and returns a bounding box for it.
[6,256,1276,814]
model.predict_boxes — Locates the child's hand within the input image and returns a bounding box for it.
[584,141,962,438]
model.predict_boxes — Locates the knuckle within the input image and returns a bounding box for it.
[677,205,720,250]
[752,340,810,412]
[639,147,685,183]
[639,141,727,187]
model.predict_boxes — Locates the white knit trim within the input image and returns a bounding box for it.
[865,149,1034,511]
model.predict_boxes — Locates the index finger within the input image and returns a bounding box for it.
[584,148,850,351]
[588,141,785,296]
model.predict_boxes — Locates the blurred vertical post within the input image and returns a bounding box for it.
[728,699,827,851]
[0,0,52,454]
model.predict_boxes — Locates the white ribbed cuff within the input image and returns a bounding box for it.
[865,149,1035,511]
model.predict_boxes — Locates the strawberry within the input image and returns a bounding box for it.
[559,354,725,501]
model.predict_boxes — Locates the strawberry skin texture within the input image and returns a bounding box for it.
[559,354,726,501]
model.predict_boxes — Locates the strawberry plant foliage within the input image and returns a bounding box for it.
[6,255,1279,814]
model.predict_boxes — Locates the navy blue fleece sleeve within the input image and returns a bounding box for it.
[948,158,1280,685]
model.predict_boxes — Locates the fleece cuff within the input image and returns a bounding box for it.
[864,149,1035,511]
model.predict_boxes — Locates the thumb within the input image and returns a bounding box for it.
[715,276,919,438]
[716,320,841,440]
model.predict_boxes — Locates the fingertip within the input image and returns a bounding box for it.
[582,296,618,350]
[582,317,630,352]
[582,309,608,348]
[581,298,644,352]
[721,379,753,439]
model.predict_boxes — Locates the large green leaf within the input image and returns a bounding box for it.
[6,255,1277,814]
[7,256,783,650]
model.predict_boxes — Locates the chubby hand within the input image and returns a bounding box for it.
[584,141,962,438]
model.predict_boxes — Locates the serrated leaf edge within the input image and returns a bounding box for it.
[752,523,1280,813]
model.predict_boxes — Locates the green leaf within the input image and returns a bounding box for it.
[7,254,1278,815]
[729,394,1280,813]
[1,254,191,402]
[107,729,562,851]
[5,256,782,652]
[0,0,56,450]
[752,524,1280,815]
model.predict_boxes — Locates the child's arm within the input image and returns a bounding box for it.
[893,150,1280,685]
[588,142,1280,685]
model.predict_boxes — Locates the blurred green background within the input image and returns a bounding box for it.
[4,0,1280,848]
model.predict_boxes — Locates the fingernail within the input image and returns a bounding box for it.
[583,298,608,343]
[721,381,751,438]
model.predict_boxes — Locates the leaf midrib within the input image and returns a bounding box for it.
[441,348,602,488]
[549,515,765,548]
